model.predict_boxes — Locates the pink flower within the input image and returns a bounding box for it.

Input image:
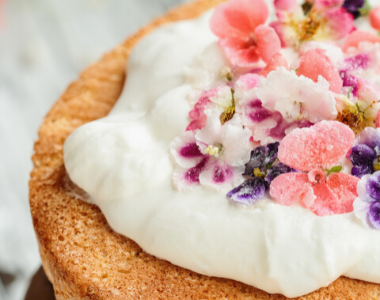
[271,0,354,48]
[186,90,215,131]
[259,53,289,77]
[270,121,359,216]
[342,30,380,52]
[210,0,281,67]
[297,49,343,93]
[369,5,380,31]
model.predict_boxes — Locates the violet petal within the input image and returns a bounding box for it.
[266,163,296,185]
[366,174,380,201]
[351,144,377,165]
[369,201,380,230]
[227,178,266,205]
[244,142,279,176]
[352,165,374,178]
[343,0,365,18]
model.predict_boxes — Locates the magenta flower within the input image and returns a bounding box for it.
[270,121,360,216]
[210,0,281,67]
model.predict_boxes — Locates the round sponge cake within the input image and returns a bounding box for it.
[29,0,380,299]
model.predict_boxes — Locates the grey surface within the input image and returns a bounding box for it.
[0,0,187,299]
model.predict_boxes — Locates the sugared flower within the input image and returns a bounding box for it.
[210,0,281,67]
[342,30,380,52]
[227,142,295,205]
[353,172,380,229]
[257,67,337,123]
[297,48,343,93]
[271,0,354,49]
[170,130,248,191]
[270,121,359,216]
[350,127,380,177]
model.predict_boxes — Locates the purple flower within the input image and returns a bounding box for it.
[350,127,380,178]
[227,143,295,205]
[343,0,365,18]
[354,171,380,230]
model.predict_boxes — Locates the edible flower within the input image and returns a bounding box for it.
[270,121,359,216]
[353,171,380,229]
[271,0,354,49]
[350,127,380,177]
[227,142,295,205]
[210,0,281,67]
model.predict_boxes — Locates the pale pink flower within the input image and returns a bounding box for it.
[259,53,289,77]
[270,121,359,216]
[210,0,281,67]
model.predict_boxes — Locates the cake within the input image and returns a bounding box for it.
[30,0,380,299]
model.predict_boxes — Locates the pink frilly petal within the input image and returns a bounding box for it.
[270,173,315,207]
[255,25,282,63]
[259,53,288,77]
[342,30,380,52]
[187,90,214,131]
[310,182,339,216]
[278,121,355,172]
[369,5,380,31]
[297,49,343,93]
[235,73,261,90]
[324,8,355,41]
[210,0,269,39]
[170,131,205,168]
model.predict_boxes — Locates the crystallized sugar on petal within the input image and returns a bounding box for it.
[278,121,355,171]
[325,173,359,214]
[365,172,380,201]
[357,78,380,104]
[297,49,343,93]
[170,131,205,168]
[227,178,266,205]
[300,42,344,67]
[310,182,339,216]
[220,113,252,166]
[270,173,314,206]
[200,159,244,191]
[173,158,210,191]
[209,86,234,110]
[354,127,380,155]
[257,68,337,123]
[185,43,232,91]
[369,202,380,229]
[259,53,288,78]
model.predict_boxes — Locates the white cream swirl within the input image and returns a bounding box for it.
[64,8,380,298]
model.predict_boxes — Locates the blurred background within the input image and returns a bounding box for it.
[0,0,187,299]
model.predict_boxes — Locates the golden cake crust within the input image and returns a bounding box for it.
[29,0,380,299]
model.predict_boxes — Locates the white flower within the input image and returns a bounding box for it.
[195,108,252,167]
[257,67,337,123]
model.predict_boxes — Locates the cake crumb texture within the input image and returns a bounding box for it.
[29,0,380,299]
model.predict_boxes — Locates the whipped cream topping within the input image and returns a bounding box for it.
[64,4,380,298]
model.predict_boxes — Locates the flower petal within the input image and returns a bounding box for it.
[323,8,354,41]
[353,197,372,228]
[173,158,210,191]
[325,173,359,214]
[243,142,279,176]
[170,131,205,168]
[255,25,282,63]
[342,30,380,52]
[278,121,355,171]
[259,53,289,77]
[227,178,266,205]
[365,172,380,201]
[270,173,314,206]
[369,5,380,31]
[310,182,339,216]
[297,49,343,93]
[219,37,260,67]
[210,0,269,39]
[199,160,244,190]
[369,201,380,229]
